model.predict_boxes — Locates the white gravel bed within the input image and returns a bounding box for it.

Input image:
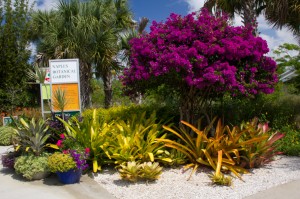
[93,156,300,199]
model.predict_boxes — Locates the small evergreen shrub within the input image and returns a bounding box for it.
[14,154,50,180]
[0,126,15,146]
[47,153,76,173]
[278,126,300,156]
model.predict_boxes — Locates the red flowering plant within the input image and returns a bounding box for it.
[121,9,278,125]
[55,133,90,171]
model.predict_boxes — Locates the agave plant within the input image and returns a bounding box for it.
[57,109,113,172]
[14,118,51,156]
[108,112,172,165]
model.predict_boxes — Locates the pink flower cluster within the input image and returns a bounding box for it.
[121,9,277,97]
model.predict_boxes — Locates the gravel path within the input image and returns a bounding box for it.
[93,156,300,199]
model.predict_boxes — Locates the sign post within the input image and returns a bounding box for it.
[49,59,81,119]
[40,68,51,119]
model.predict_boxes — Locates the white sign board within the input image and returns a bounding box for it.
[50,59,79,83]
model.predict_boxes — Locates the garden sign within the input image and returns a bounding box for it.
[48,59,81,119]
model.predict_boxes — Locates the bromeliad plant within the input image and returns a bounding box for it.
[239,118,285,168]
[57,109,113,172]
[118,161,163,182]
[13,118,51,156]
[156,118,269,180]
[209,150,232,186]
[108,112,172,165]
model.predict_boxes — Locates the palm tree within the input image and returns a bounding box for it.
[120,17,149,66]
[204,0,264,35]
[119,17,149,104]
[264,0,300,42]
[93,0,134,108]
[204,0,300,39]
[30,0,133,109]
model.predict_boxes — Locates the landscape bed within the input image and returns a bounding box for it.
[93,156,300,199]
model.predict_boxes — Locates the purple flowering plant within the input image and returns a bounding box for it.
[121,9,278,124]
[1,153,16,169]
[122,9,277,96]
[62,149,90,171]
[56,133,90,171]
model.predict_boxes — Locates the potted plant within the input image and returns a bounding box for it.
[48,149,89,184]
[14,154,50,180]
[1,151,21,169]
[11,117,52,180]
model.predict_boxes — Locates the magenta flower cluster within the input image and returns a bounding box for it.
[121,9,277,97]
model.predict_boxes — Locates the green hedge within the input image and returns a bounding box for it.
[82,104,179,124]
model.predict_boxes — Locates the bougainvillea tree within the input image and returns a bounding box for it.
[121,9,277,124]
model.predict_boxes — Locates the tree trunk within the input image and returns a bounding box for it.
[241,0,258,36]
[102,70,113,109]
[179,87,198,126]
[79,60,92,109]
[179,86,215,136]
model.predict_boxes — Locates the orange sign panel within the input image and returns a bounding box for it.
[52,84,80,111]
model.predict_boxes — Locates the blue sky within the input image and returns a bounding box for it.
[129,0,189,24]
[30,0,298,56]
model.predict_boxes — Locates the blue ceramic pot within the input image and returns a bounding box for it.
[56,169,82,184]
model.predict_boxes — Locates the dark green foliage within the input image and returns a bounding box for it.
[91,78,132,108]
[0,0,32,112]
[278,126,300,156]
[83,104,179,125]
[213,83,300,129]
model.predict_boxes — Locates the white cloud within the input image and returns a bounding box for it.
[184,0,204,12]
[29,0,58,11]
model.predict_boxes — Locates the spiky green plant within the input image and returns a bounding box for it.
[109,112,172,165]
[239,118,285,168]
[139,162,162,181]
[53,87,68,120]
[57,109,113,172]
[156,118,266,180]
[14,118,50,156]
[118,161,163,182]
[208,150,232,186]
[118,161,142,182]
[209,172,232,186]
